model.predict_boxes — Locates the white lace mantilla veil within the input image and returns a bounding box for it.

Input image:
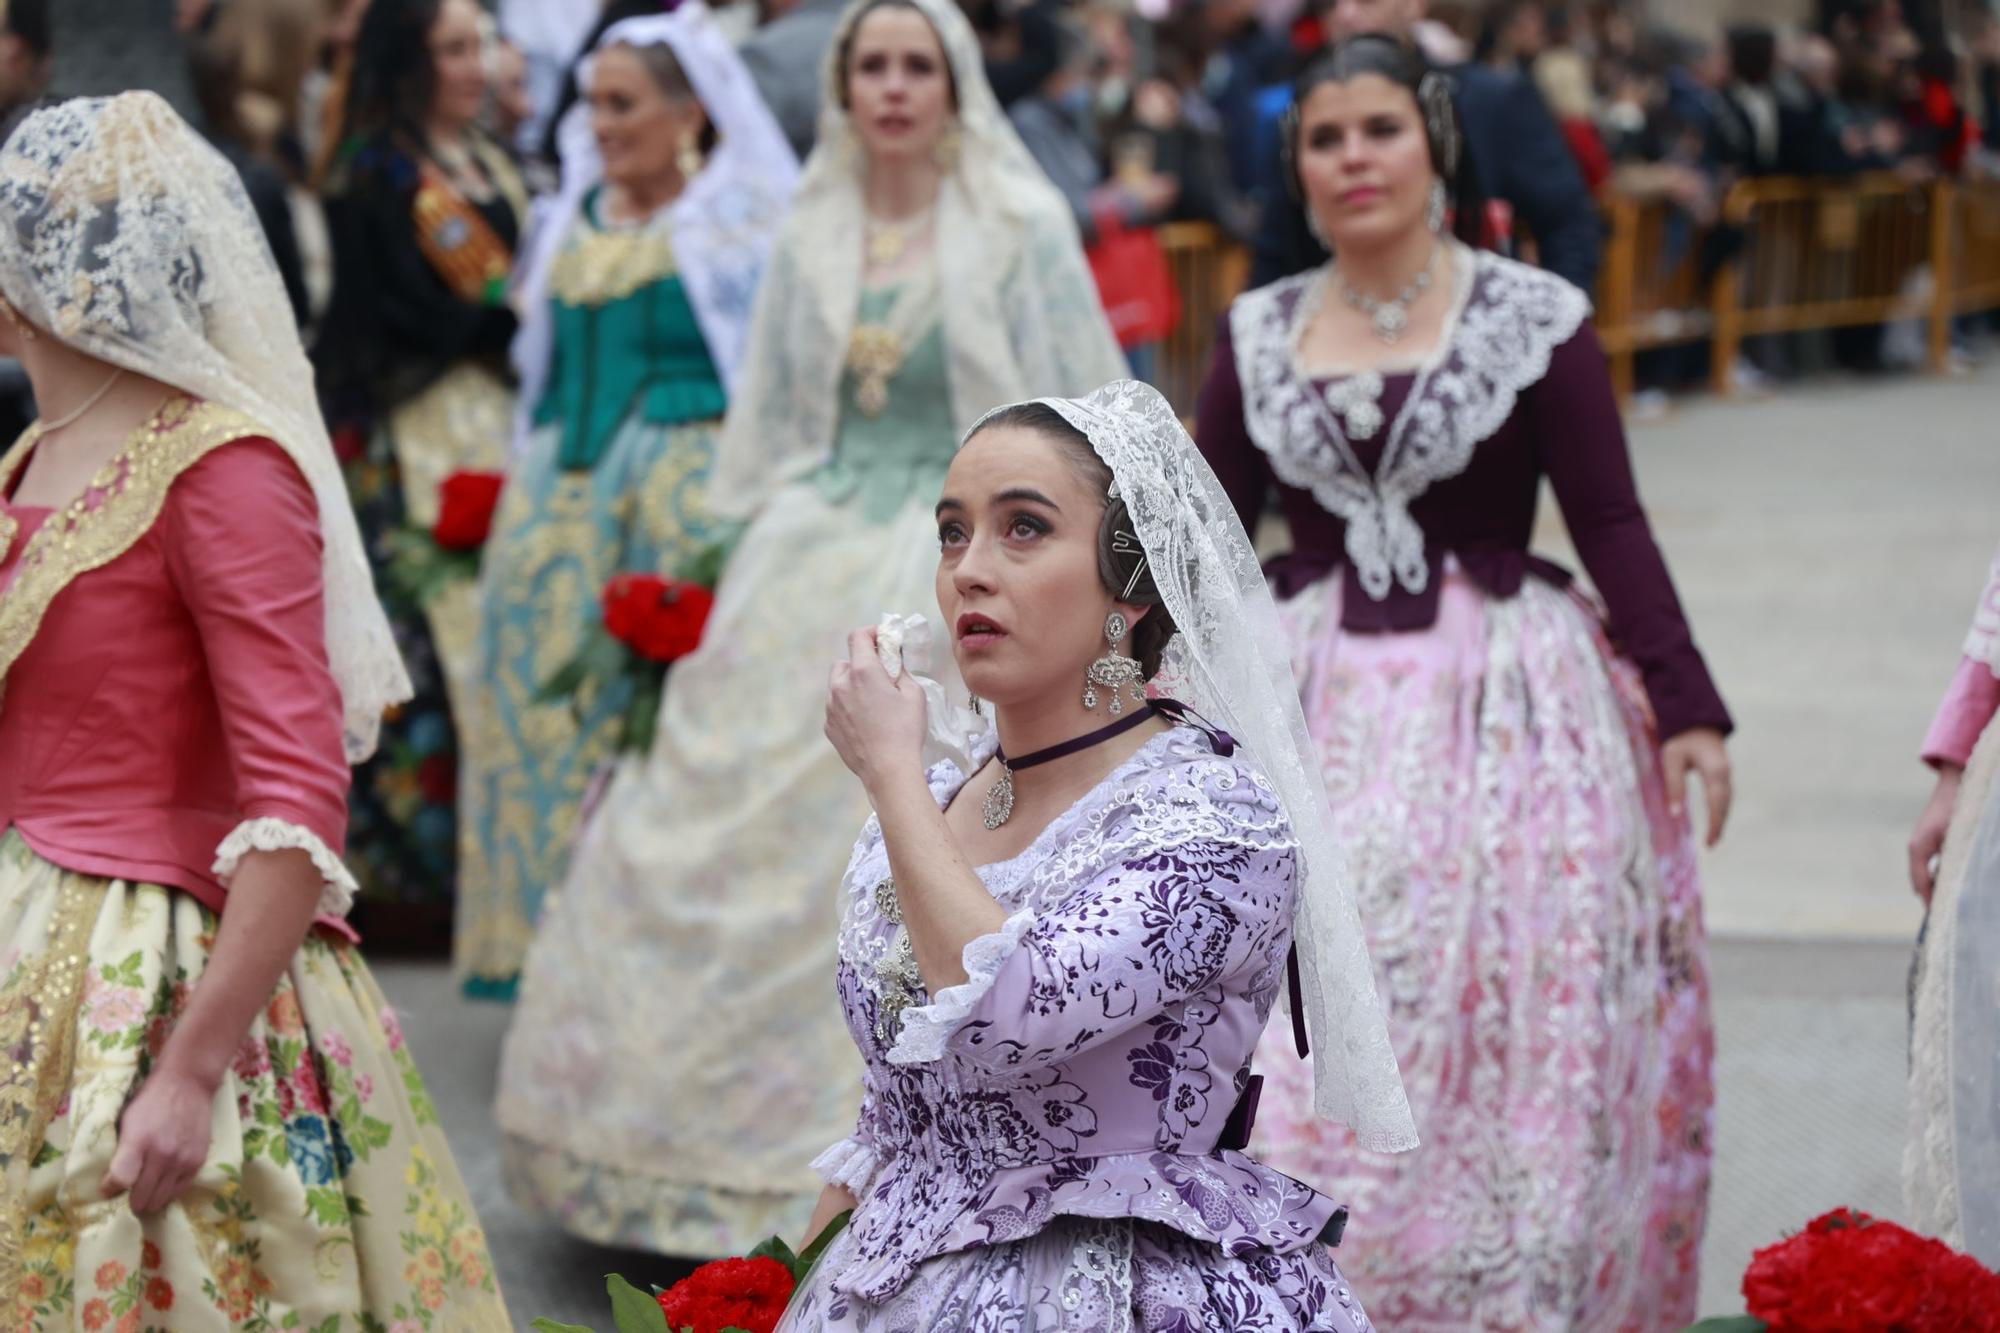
[510,3,800,454]
[708,0,1127,518]
[982,380,1418,1154]
[0,93,408,760]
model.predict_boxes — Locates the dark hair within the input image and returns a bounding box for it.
[339,0,447,151]
[4,0,49,58]
[602,39,720,155]
[973,402,1179,680]
[1725,24,1777,86]
[835,0,960,111]
[538,0,665,161]
[1285,33,1487,249]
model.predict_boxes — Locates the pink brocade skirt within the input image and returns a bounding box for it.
[1249,569,1714,1332]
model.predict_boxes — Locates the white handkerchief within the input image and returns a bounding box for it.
[875,612,987,774]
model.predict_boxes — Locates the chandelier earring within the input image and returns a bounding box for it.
[1083,611,1147,715]
[676,133,704,181]
[1425,180,1447,234]
[933,117,963,171]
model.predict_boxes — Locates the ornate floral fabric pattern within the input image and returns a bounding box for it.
[455,410,727,993]
[0,830,508,1331]
[344,365,514,928]
[1248,572,1714,1331]
[783,727,1372,1330]
[1229,248,1590,601]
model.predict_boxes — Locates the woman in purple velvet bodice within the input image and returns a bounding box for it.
[1195,35,1733,1333]
[786,382,1414,1329]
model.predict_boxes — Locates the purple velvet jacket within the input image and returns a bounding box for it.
[1196,249,1731,741]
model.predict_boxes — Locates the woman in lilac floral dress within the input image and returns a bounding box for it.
[791,380,1416,1329]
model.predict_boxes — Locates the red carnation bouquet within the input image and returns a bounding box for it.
[538,544,727,757]
[1685,1208,2000,1333]
[387,469,506,604]
[532,1213,849,1333]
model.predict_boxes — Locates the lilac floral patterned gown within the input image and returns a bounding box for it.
[779,726,1374,1331]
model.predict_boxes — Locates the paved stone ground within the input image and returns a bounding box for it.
[372,362,1999,1326]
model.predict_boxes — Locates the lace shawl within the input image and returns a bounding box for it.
[0,94,410,760]
[705,0,1127,519]
[1230,246,1591,602]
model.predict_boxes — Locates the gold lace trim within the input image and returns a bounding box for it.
[0,871,106,1311]
[547,219,678,308]
[0,395,273,689]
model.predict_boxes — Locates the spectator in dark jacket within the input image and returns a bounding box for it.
[1245,0,1600,293]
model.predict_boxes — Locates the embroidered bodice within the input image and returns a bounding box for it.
[0,396,354,924]
[535,191,727,470]
[1198,248,1732,741]
[815,726,1341,1301]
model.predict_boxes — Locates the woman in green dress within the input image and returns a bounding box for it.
[494,0,1128,1256]
[454,4,798,995]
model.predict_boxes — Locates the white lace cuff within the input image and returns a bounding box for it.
[212,817,358,918]
[885,906,1037,1066]
[811,1136,881,1194]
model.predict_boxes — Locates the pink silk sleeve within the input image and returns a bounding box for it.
[163,438,351,853]
[1923,657,2000,770]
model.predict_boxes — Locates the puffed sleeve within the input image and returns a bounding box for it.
[886,836,1298,1077]
[1535,323,1733,740]
[163,438,357,916]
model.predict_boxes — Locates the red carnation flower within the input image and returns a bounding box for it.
[417,752,457,805]
[432,470,506,552]
[655,1255,795,1333]
[1745,1209,2000,1333]
[602,574,714,665]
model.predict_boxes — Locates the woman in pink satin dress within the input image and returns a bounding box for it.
[0,94,507,1329]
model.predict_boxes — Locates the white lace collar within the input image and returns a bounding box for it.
[1230,247,1590,601]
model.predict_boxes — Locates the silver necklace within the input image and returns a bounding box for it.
[38,368,126,435]
[1338,246,1438,345]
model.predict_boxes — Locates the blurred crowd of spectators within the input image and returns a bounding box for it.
[2,0,1993,396]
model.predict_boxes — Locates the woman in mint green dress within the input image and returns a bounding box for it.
[494,0,1128,1257]
[454,5,797,995]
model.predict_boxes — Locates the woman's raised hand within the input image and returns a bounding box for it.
[826,627,929,792]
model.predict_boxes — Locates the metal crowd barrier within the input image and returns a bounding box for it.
[1152,174,2000,418]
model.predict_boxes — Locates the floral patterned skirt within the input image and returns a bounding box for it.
[454,410,728,997]
[779,1217,1373,1331]
[0,830,509,1331]
[1249,570,1714,1332]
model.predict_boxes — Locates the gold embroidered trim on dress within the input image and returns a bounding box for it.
[0,871,106,1313]
[547,221,678,309]
[0,395,273,690]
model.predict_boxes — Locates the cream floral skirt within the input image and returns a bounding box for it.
[0,830,509,1331]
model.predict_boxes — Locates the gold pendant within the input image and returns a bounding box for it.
[848,324,903,418]
[867,225,906,267]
